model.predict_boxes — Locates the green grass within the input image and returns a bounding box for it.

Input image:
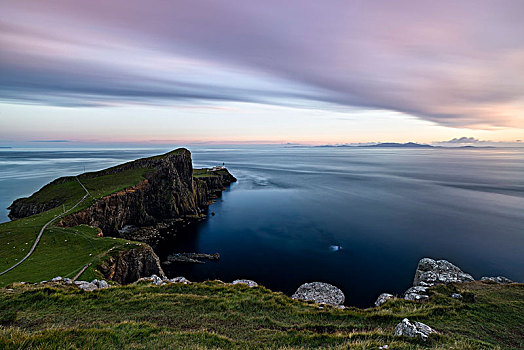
[0,218,137,286]
[0,166,152,286]
[0,281,521,349]
[193,168,219,178]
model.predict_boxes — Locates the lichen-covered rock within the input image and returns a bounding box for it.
[98,245,165,284]
[91,279,109,289]
[232,279,258,287]
[394,318,436,340]
[404,286,429,301]
[375,293,394,306]
[151,274,163,285]
[480,276,513,284]
[413,258,474,286]
[169,276,191,284]
[292,282,345,306]
[75,281,98,292]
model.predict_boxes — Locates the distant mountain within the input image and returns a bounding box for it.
[314,142,497,149]
[359,142,434,148]
[316,142,434,148]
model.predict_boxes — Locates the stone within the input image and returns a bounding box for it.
[63,278,72,284]
[451,293,462,299]
[394,318,436,341]
[232,279,258,288]
[169,276,191,284]
[151,274,163,285]
[404,286,429,301]
[77,282,98,292]
[413,258,474,286]
[375,293,394,307]
[292,282,345,306]
[51,276,63,282]
[379,345,389,350]
[480,276,513,284]
[91,279,109,289]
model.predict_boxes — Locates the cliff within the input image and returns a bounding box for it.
[8,149,236,238]
[97,245,165,284]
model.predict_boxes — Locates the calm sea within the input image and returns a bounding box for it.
[1,146,523,307]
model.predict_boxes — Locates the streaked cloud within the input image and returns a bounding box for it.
[1,0,523,129]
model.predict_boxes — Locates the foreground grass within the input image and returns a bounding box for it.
[0,281,522,349]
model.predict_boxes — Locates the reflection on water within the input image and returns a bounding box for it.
[1,146,523,307]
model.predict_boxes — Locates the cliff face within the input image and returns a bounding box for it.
[98,245,165,284]
[56,149,236,237]
[8,177,74,219]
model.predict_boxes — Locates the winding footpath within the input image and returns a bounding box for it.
[0,177,90,276]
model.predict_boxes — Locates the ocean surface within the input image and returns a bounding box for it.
[1,146,523,307]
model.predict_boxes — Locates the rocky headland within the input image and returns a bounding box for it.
[6,148,236,285]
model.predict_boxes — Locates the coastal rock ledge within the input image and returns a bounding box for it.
[413,258,474,286]
[292,282,345,306]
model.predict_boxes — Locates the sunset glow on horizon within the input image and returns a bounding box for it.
[1,0,523,145]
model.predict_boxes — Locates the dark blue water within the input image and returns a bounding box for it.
[1,146,523,307]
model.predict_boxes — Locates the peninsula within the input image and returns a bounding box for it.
[0,148,235,285]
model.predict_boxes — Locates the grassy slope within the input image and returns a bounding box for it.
[0,149,191,286]
[0,281,522,349]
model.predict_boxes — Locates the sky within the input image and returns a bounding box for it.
[0,0,523,145]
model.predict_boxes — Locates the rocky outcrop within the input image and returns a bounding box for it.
[375,293,394,306]
[8,198,61,220]
[292,282,345,306]
[98,245,165,285]
[163,252,220,264]
[9,149,236,240]
[232,279,258,287]
[480,276,513,284]
[394,318,436,340]
[413,258,474,287]
[404,286,429,301]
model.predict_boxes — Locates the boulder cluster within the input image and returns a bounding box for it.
[370,257,515,341]
[137,276,260,288]
[43,276,110,291]
[374,258,514,306]
[138,274,191,286]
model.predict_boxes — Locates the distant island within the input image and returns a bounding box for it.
[315,142,494,149]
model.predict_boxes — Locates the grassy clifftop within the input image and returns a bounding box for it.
[0,281,522,349]
[0,148,225,286]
